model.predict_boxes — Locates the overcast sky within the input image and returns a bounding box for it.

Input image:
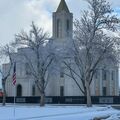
[0,0,120,46]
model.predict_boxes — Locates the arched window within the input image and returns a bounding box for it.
[17,84,22,96]
[32,85,35,96]
[66,19,70,36]
[57,19,62,38]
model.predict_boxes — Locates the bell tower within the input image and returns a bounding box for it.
[52,0,73,40]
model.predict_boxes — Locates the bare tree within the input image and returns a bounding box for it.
[0,44,14,106]
[64,0,119,107]
[14,22,54,106]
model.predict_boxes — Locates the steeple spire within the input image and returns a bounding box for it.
[53,0,73,40]
[56,0,70,13]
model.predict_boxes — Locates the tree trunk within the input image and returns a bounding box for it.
[85,80,92,107]
[2,80,6,106]
[40,93,45,107]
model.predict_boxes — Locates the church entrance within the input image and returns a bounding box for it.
[16,84,22,96]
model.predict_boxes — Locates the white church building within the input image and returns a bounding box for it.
[3,0,119,97]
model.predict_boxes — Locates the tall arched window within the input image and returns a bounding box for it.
[66,19,69,30]
[66,19,70,36]
[17,84,22,96]
[57,19,62,38]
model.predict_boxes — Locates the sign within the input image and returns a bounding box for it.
[99,97,113,104]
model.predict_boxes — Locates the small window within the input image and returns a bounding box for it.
[60,86,64,97]
[32,85,35,96]
[17,84,22,96]
[25,63,31,75]
[94,70,99,79]
[102,69,107,80]
[60,71,64,78]
[60,67,64,78]
[103,87,107,96]
[111,71,115,80]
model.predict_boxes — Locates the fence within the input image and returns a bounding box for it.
[0,96,120,104]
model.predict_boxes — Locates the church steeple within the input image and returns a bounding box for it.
[56,0,70,13]
[52,0,73,40]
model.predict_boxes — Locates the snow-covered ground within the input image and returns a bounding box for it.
[0,104,120,120]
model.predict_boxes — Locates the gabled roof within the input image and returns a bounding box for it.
[56,0,70,13]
